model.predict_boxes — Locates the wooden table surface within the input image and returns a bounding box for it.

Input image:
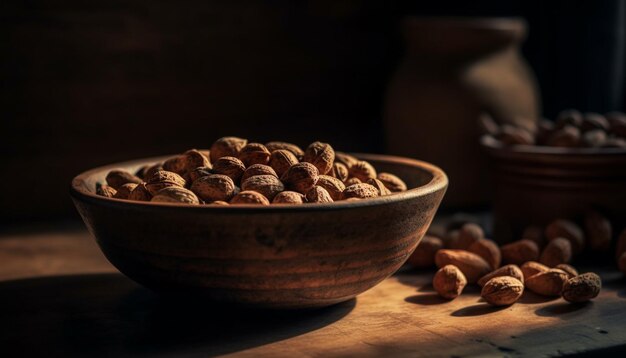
[2,225,626,357]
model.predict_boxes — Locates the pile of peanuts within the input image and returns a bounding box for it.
[406,215,624,305]
[96,137,407,205]
[481,110,626,148]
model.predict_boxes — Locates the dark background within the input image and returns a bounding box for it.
[1,0,625,224]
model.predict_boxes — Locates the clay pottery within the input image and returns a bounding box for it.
[384,17,540,207]
[71,153,447,308]
[481,136,626,243]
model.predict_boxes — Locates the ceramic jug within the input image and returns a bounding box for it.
[384,17,540,207]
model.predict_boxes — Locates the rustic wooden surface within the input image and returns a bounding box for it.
[2,225,626,357]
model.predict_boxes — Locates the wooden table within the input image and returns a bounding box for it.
[2,225,626,357]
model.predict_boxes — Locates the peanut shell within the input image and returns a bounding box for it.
[555,264,578,279]
[546,125,581,147]
[113,183,138,199]
[272,191,305,204]
[349,160,377,182]
[238,143,271,167]
[540,237,572,267]
[584,211,612,251]
[269,149,299,178]
[468,238,501,270]
[433,265,467,299]
[342,183,379,199]
[151,186,199,205]
[376,172,407,192]
[241,164,278,183]
[189,167,212,183]
[522,225,545,248]
[280,162,319,194]
[525,268,569,296]
[230,190,270,205]
[330,162,349,182]
[478,264,524,287]
[106,170,142,190]
[434,249,491,284]
[162,155,187,175]
[210,136,248,162]
[520,261,549,279]
[451,223,484,250]
[367,178,391,196]
[334,152,358,169]
[241,175,284,201]
[265,141,304,158]
[96,183,117,198]
[501,239,540,265]
[145,170,186,195]
[562,272,601,303]
[305,186,334,203]
[128,183,152,201]
[303,141,335,175]
[190,174,236,202]
[316,175,346,201]
[183,149,211,172]
[545,219,585,253]
[212,156,246,183]
[481,276,524,306]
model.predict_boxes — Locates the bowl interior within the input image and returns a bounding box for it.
[72,152,447,209]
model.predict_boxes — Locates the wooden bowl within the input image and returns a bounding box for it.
[481,136,626,243]
[70,153,447,308]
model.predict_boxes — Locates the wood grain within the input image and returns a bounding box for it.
[1,227,626,357]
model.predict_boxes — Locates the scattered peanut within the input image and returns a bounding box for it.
[433,265,467,299]
[481,276,524,306]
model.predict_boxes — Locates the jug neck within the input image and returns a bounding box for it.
[402,17,526,64]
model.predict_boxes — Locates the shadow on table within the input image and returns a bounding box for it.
[0,273,355,357]
[602,273,626,298]
[450,304,508,317]
[404,293,449,305]
[534,301,593,319]
[394,268,435,289]
[518,292,559,304]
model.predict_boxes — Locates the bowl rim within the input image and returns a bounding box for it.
[70,152,448,212]
[480,135,626,158]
